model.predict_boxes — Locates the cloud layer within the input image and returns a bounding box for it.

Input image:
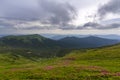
[0,0,76,30]
[0,0,120,34]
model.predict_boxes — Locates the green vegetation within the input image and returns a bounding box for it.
[0,43,120,80]
[0,34,59,49]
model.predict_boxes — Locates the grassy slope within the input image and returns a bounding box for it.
[0,44,120,79]
[0,34,59,49]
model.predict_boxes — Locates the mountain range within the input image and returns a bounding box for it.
[59,36,119,48]
[0,34,119,49]
[42,34,120,40]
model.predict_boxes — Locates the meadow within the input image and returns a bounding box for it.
[0,44,120,80]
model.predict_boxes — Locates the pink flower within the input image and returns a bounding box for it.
[101,70,109,75]
[44,66,54,70]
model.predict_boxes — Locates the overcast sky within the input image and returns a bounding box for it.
[0,0,120,35]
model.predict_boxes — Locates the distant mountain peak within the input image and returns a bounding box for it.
[84,36,102,39]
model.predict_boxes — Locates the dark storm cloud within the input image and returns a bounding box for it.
[98,0,120,19]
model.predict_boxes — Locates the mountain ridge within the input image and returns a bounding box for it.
[0,34,119,49]
[58,36,119,48]
[0,34,59,49]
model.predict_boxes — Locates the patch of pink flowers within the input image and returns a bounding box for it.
[114,72,120,76]
[101,70,110,75]
[44,66,54,70]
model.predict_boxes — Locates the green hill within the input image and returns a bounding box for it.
[0,34,59,49]
[0,34,62,58]
[0,44,120,79]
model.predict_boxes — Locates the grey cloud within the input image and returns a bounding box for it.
[20,26,50,30]
[1,0,119,31]
[98,0,120,19]
[58,25,76,30]
[81,22,120,29]
[40,0,76,26]
[0,18,59,30]
[0,0,76,28]
[83,22,100,28]
[0,19,15,29]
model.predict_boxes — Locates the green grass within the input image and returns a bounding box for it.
[0,44,120,79]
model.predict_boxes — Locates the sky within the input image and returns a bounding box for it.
[0,0,120,35]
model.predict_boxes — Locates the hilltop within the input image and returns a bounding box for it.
[0,34,59,49]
